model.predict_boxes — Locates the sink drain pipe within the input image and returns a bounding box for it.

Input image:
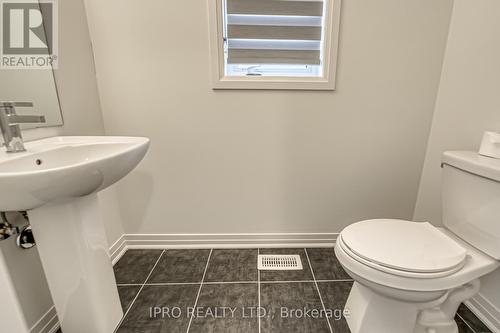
[0,211,36,249]
[0,212,17,241]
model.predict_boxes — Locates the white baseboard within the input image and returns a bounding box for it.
[109,234,127,265]
[29,306,59,333]
[466,292,500,333]
[109,232,337,264]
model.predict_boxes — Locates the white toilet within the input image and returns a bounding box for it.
[335,151,500,333]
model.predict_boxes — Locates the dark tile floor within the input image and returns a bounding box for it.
[57,248,491,333]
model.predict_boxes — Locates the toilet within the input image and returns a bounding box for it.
[334,151,500,333]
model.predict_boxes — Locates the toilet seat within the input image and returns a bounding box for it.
[339,219,468,279]
[335,225,499,292]
[338,235,465,279]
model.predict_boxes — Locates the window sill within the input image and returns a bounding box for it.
[211,75,336,91]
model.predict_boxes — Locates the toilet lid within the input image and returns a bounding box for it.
[340,219,467,273]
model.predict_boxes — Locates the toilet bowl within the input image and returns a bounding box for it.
[335,220,498,333]
[334,151,500,333]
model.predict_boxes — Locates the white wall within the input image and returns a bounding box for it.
[84,0,453,237]
[414,0,500,328]
[0,0,106,330]
[7,0,500,330]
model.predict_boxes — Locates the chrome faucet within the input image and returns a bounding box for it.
[0,102,46,153]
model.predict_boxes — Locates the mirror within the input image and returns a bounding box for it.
[0,69,63,129]
[0,0,62,129]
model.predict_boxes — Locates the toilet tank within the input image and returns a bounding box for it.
[442,151,500,259]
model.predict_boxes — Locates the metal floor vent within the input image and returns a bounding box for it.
[258,254,303,270]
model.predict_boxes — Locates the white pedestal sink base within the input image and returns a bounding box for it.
[0,251,29,332]
[29,194,123,333]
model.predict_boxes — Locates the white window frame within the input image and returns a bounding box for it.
[208,0,341,90]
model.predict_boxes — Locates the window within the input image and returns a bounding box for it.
[208,0,341,90]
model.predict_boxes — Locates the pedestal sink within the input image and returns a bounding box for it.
[0,136,150,333]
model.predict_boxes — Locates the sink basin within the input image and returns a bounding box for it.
[0,136,149,211]
[0,136,150,333]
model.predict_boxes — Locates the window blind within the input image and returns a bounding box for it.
[225,0,324,65]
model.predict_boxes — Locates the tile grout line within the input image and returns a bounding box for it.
[260,279,352,284]
[304,248,333,333]
[113,249,166,333]
[260,280,320,284]
[116,281,258,287]
[203,281,256,285]
[258,248,261,333]
[115,279,353,287]
[316,279,354,283]
[186,248,213,333]
[457,312,478,333]
[116,283,145,286]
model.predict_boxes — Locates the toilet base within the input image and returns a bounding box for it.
[414,309,459,333]
[346,282,421,333]
[415,279,481,333]
[345,280,481,333]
